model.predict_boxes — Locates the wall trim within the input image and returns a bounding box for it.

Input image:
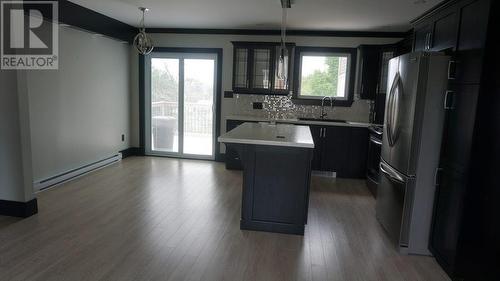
[0,198,38,218]
[146,28,407,38]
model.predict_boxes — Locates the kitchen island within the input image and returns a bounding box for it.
[218,122,314,235]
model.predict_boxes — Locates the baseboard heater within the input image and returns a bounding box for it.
[34,153,122,191]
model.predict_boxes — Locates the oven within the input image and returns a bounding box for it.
[366,125,383,197]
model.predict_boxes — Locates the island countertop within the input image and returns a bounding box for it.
[218,122,315,149]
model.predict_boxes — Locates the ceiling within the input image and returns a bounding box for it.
[68,0,446,32]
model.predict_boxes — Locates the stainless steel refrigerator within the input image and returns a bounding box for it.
[376,52,450,256]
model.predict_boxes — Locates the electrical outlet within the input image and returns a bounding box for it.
[121,134,125,142]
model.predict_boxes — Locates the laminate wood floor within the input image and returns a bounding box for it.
[0,157,450,281]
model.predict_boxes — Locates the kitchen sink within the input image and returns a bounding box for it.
[298,117,348,123]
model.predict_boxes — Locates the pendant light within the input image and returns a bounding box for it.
[277,5,289,81]
[133,7,154,55]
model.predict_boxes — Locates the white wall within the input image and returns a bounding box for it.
[26,26,131,182]
[130,33,401,151]
[0,70,34,202]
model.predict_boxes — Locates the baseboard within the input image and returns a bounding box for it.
[120,147,143,158]
[34,153,122,191]
[0,198,38,218]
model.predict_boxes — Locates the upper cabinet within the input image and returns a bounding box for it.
[358,45,396,100]
[413,6,459,52]
[232,42,294,95]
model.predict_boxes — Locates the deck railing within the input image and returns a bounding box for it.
[152,101,213,135]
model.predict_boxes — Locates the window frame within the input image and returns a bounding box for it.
[292,46,357,106]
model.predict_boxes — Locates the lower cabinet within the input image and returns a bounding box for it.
[225,120,247,170]
[224,120,369,178]
[313,125,369,178]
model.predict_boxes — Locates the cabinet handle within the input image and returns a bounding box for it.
[448,60,457,80]
[425,33,430,50]
[323,128,327,138]
[444,90,456,110]
[428,32,433,50]
[434,168,443,186]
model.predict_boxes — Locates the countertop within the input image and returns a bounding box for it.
[225,115,373,128]
[218,122,315,149]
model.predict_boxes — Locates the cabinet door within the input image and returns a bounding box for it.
[430,167,467,273]
[430,10,458,51]
[359,46,381,100]
[309,125,324,171]
[322,126,350,174]
[439,84,479,173]
[225,120,245,170]
[344,128,369,178]
[233,47,249,91]
[250,47,273,93]
[414,24,432,51]
[455,0,490,84]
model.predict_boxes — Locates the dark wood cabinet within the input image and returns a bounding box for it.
[413,0,500,279]
[322,126,350,174]
[232,42,294,95]
[454,0,490,84]
[439,84,479,173]
[430,10,459,52]
[413,7,458,52]
[358,45,382,100]
[309,125,324,170]
[414,24,433,51]
[225,120,247,169]
[358,45,397,101]
[225,120,368,178]
[309,125,368,178]
[344,127,369,178]
[430,166,467,274]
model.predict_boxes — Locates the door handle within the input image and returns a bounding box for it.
[380,162,405,183]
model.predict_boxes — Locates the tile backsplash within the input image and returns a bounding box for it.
[230,93,372,123]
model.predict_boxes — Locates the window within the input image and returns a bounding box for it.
[293,47,357,106]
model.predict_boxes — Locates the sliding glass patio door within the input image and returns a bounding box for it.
[145,52,216,159]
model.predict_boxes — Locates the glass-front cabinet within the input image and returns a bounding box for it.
[232,42,294,95]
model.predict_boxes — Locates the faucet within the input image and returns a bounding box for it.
[320,96,334,119]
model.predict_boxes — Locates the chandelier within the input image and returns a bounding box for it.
[133,7,154,55]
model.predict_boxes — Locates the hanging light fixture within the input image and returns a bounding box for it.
[133,7,154,55]
[277,3,289,81]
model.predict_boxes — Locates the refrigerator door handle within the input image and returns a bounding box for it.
[370,136,382,146]
[387,73,401,146]
[380,162,405,183]
[391,76,402,144]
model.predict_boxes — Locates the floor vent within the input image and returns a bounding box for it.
[34,153,122,191]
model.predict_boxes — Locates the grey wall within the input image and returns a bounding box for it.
[26,25,131,183]
[0,70,34,202]
[129,33,401,151]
